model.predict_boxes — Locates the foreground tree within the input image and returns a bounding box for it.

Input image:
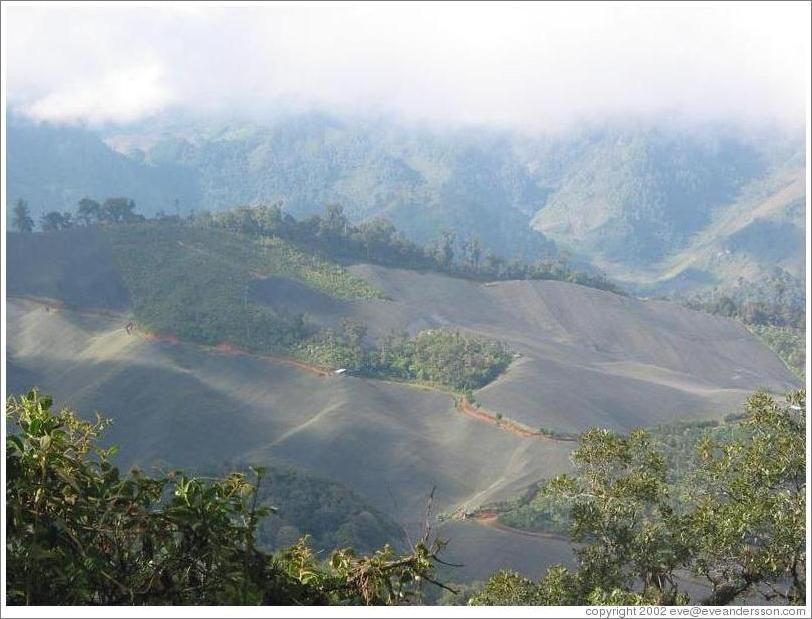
[470,390,806,606]
[689,390,806,604]
[6,390,448,605]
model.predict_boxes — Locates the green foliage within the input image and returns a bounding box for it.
[370,328,513,391]
[747,324,805,379]
[689,390,806,605]
[302,324,513,391]
[106,222,379,354]
[495,487,570,536]
[471,390,806,606]
[39,211,75,232]
[246,464,404,554]
[6,390,448,606]
[12,198,34,233]
[681,270,805,380]
[468,570,542,605]
[203,203,625,294]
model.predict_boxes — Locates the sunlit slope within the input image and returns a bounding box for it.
[251,264,799,434]
[7,298,572,524]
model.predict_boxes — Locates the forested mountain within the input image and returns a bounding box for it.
[6,113,805,296]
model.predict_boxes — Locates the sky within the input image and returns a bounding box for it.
[3,2,810,132]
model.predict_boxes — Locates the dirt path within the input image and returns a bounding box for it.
[456,396,578,442]
[209,342,330,377]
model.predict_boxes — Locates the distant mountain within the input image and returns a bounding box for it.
[6,119,200,217]
[523,126,805,294]
[7,113,805,294]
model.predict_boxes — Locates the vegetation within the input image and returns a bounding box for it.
[11,198,34,233]
[303,323,513,392]
[682,269,805,378]
[200,203,625,293]
[468,390,806,605]
[248,465,406,554]
[747,324,805,379]
[106,222,380,354]
[6,390,450,606]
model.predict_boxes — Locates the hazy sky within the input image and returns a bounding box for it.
[4,2,810,131]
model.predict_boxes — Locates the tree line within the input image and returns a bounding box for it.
[201,203,624,293]
[11,196,623,294]
[11,197,144,233]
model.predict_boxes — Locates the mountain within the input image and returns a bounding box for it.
[524,126,806,294]
[6,119,200,216]
[6,113,805,295]
[6,225,799,581]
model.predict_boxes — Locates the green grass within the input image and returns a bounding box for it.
[106,223,381,354]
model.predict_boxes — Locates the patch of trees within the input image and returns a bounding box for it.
[467,390,806,606]
[680,270,805,379]
[682,269,804,329]
[302,323,513,392]
[6,390,450,606]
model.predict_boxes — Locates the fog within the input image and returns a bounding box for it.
[4,2,809,131]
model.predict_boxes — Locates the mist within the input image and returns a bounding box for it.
[4,3,809,132]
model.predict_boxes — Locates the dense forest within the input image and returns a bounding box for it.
[7,388,805,605]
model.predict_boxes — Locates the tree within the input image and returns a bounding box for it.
[12,199,34,233]
[469,390,806,606]
[340,318,368,370]
[76,198,101,226]
[468,236,482,272]
[39,211,68,233]
[689,390,806,604]
[101,197,138,223]
[436,230,455,269]
[539,427,693,604]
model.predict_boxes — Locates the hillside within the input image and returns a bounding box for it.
[5,225,800,581]
[8,114,805,296]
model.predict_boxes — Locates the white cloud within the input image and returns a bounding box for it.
[24,63,174,125]
[4,2,809,131]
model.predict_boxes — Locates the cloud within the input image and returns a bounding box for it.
[24,63,174,125]
[4,3,809,131]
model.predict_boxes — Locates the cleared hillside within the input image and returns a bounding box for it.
[5,227,800,582]
[250,264,799,434]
